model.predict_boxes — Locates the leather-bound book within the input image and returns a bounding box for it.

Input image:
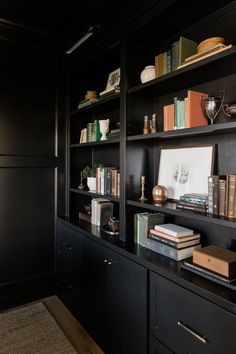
[186,90,208,128]
[218,178,226,216]
[163,104,175,131]
[227,174,236,219]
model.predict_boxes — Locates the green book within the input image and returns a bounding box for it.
[178,98,185,129]
[179,36,197,67]
[94,120,102,141]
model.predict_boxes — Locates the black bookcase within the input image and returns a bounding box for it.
[67,1,236,248]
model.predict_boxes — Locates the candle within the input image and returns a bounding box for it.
[141,176,145,182]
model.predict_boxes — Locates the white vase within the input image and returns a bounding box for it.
[99,119,110,140]
[87,177,96,191]
[140,65,156,83]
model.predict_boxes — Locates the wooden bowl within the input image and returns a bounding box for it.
[197,37,225,53]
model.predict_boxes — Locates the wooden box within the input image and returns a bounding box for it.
[193,245,236,278]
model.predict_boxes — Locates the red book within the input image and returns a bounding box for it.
[163,104,175,131]
[186,90,208,128]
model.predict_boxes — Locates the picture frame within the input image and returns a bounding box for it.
[106,68,120,91]
[157,145,215,201]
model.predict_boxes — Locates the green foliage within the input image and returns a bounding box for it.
[81,164,102,178]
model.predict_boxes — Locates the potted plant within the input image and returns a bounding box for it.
[81,165,97,191]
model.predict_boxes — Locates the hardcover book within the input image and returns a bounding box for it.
[154,223,194,237]
[148,234,200,249]
[146,238,201,261]
[185,90,208,128]
[163,104,175,131]
[149,228,200,242]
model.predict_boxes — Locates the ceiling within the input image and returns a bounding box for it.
[0,0,233,53]
[0,0,157,40]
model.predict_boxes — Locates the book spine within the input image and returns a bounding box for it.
[180,196,207,205]
[177,204,206,213]
[208,176,214,214]
[218,179,226,216]
[166,49,171,73]
[227,174,236,218]
[100,168,105,194]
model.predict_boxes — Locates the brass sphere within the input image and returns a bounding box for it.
[152,184,167,203]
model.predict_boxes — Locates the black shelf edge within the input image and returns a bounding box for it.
[71,93,120,115]
[127,199,236,228]
[127,121,236,141]
[71,137,120,148]
[70,188,120,202]
[128,47,236,94]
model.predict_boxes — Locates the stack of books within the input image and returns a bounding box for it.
[208,174,236,218]
[182,245,236,289]
[177,193,208,213]
[147,223,201,261]
[78,97,99,109]
[163,90,208,131]
[134,212,165,247]
[91,198,113,226]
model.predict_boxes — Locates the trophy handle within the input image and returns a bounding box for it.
[216,89,225,117]
[223,103,231,117]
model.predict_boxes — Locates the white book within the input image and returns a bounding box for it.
[154,223,194,238]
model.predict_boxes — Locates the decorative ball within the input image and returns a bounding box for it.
[152,184,167,203]
[140,65,156,83]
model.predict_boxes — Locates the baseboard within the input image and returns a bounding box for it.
[0,272,57,311]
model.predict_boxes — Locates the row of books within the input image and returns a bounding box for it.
[96,166,120,197]
[80,120,102,143]
[208,174,236,218]
[147,223,201,261]
[134,212,165,247]
[177,193,208,213]
[155,36,197,78]
[91,198,113,226]
[78,97,99,109]
[163,90,208,131]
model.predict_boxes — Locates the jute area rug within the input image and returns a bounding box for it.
[0,301,77,354]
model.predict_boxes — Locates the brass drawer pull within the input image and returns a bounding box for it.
[177,321,207,344]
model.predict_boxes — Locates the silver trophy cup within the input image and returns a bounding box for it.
[201,90,225,125]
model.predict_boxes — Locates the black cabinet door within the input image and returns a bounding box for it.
[85,237,147,354]
[56,220,85,320]
[150,272,236,354]
[149,335,173,354]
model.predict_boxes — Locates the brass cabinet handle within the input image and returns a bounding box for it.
[177,321,207,344]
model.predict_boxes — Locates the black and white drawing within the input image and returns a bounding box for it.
[158,146,214,200]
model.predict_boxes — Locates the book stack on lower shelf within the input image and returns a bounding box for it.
[147,223,201,261]
[134,212,165,247]
[91,198,113,226]
[177,193,208,213]
[181,245,236,290]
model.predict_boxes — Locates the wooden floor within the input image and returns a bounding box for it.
[41,295,104,354]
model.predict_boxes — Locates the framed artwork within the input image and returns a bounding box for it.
[106,68,120,90]
[158,145,215,200]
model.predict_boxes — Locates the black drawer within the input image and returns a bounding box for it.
[150,271,236,354]
[149,335,173,354]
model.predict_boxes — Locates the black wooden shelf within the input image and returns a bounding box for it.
[71,93,120,115]
[70,188,120,202]
[128,46,236,96]
[127,199,236,229]
[71,137,120,148]
[127,121,236,141]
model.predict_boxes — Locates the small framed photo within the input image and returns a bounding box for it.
[106,68,120,90]
[158,145,215,200]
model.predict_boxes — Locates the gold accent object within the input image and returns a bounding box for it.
[152,184,167,203]
[139,176,147,201]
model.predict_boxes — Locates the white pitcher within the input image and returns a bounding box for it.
[99,119,110,140]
